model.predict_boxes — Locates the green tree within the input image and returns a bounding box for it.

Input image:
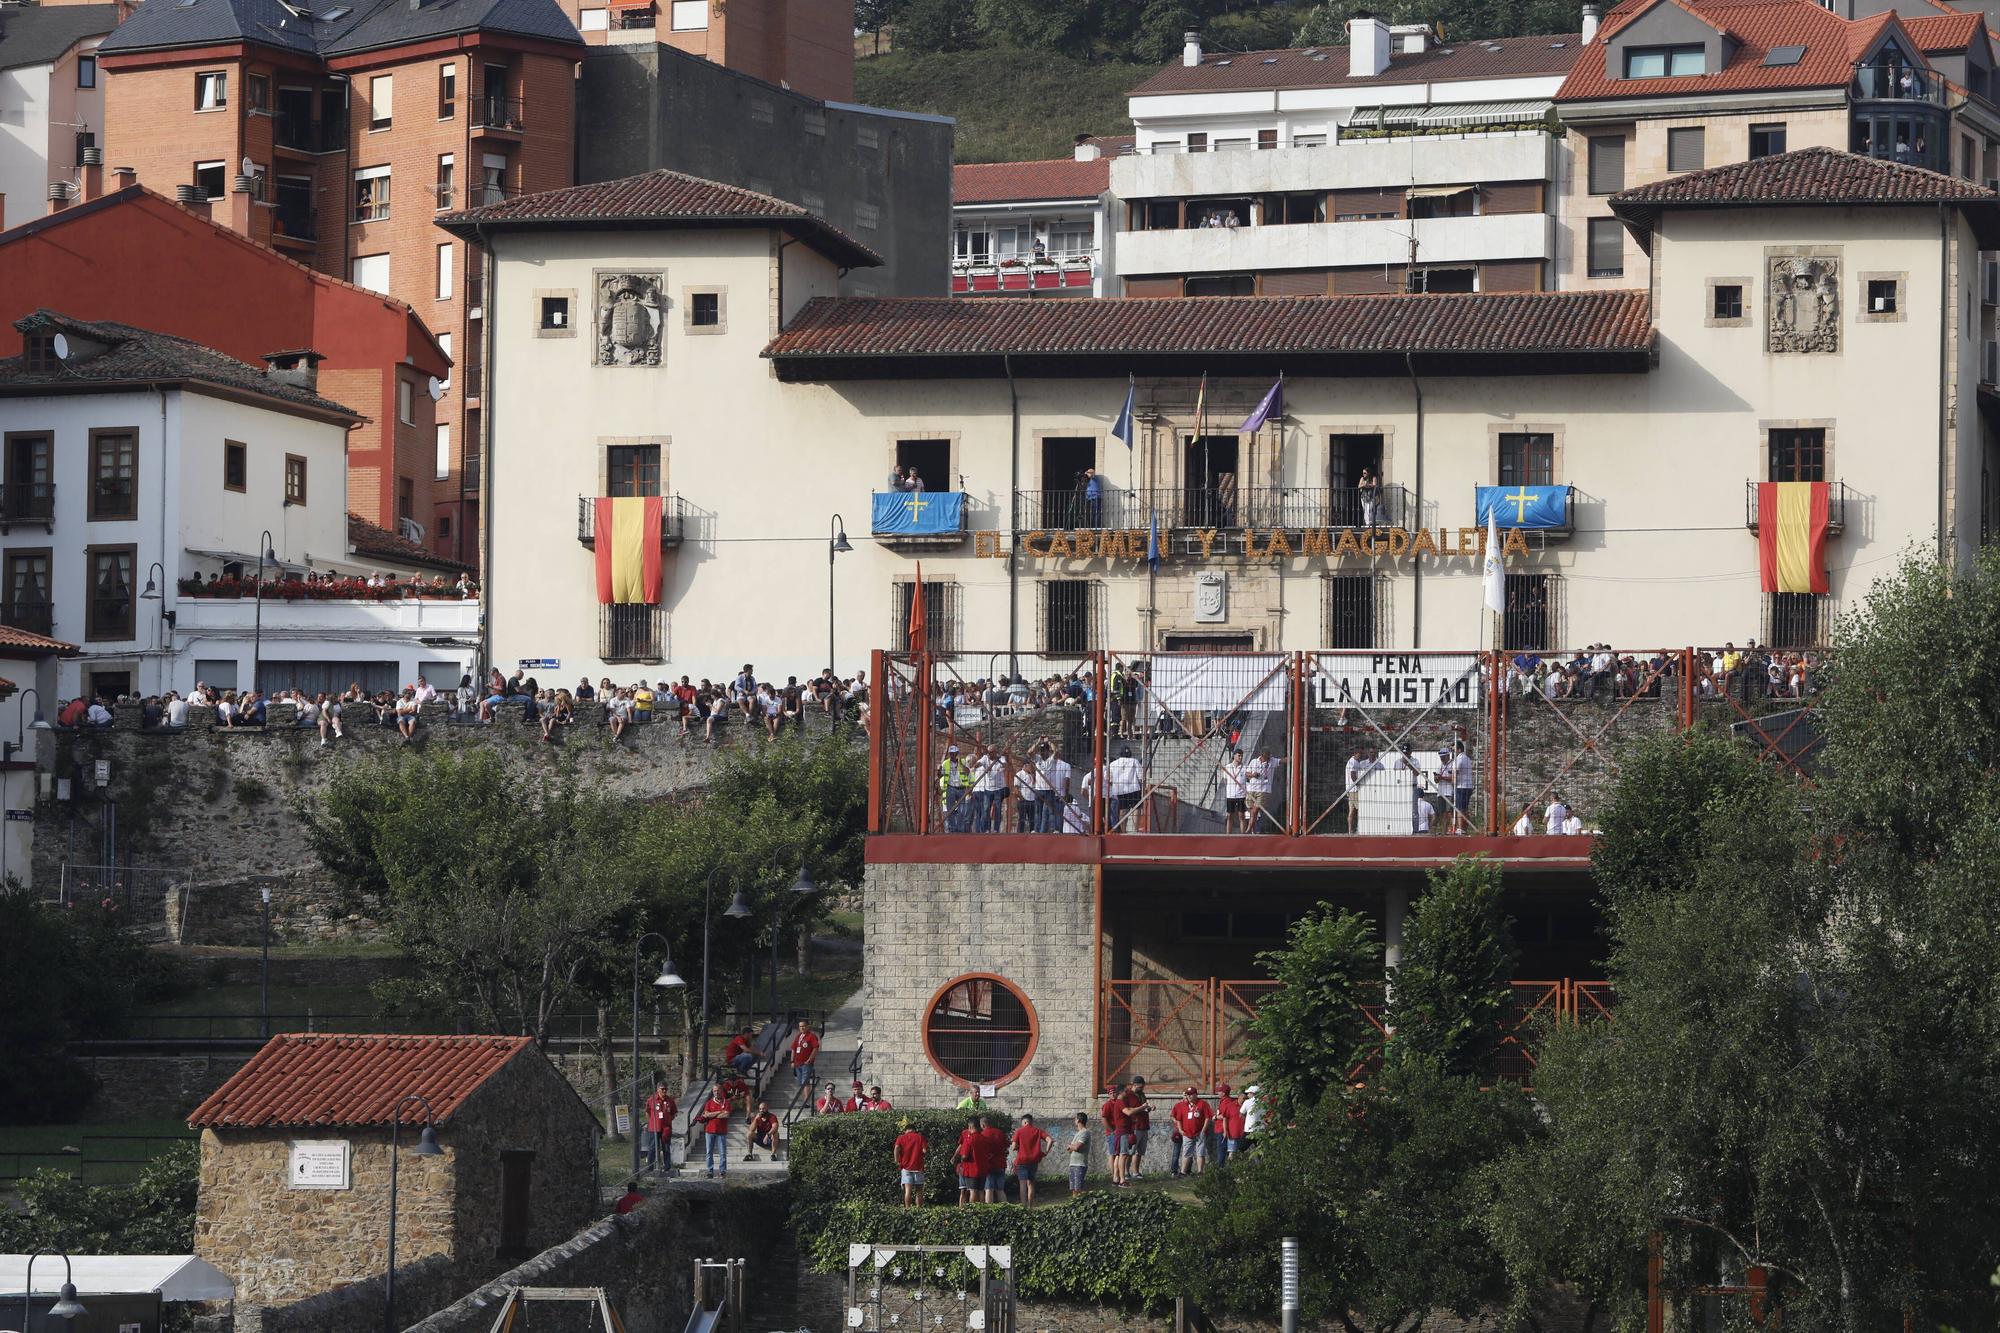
[1240,905,1379,1116]
[1383,855,1517,1079]
[1168,1059,1538,1331]
[0,1141,199,1253]
[1495,554,2000,1329]
[893,0,980,52]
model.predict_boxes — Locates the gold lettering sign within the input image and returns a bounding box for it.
[972,525,1538,563]
[1303,529,1333,557]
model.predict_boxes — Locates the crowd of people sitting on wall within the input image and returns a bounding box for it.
[1500,642,1822,704]
[175,570,478,600]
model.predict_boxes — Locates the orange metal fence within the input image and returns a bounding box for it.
[873,648,1817,837]
[1100,976,1614,1092]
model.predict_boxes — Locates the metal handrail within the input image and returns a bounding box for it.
[576,494,688,546]
[1743,479,1850,532]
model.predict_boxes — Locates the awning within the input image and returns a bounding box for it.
[1381,105,1429,126]
[1419,99,1552,127]
[605,0,654,10]
[1407,184,1478,199]
[0,1256,236,1303]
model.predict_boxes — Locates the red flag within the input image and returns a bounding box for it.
[593,496,664,604]
[1755,482,1829,595]
[908,561,928,656]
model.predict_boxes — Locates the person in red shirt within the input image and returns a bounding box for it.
[723,1028,762,1076]
[1120,1077,1152,1180]
[1212,1083,1246,1167]
[642,1077,678,1173]
[700,1087,732,1177]
[613,1181,645,1215]
[1099,1085,1129,1186]
[815,1081,846,1115]
[893,1119,929,1207]
[789,1021,821,1091]
[865,1084,893,1111]
[955,1120,981,1204]
[843,1079,867,1112]
[745,1101,779,1161]
[974,1115,1009,1203]
[1008,1113,1053,1208]
[1169,1086,1212,1177]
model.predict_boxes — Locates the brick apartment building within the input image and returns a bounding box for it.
[92,0,585,564]
[0,182,449,546]
[559,0,853,102]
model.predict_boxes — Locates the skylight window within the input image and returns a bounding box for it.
[1763,44,1806,66]
[321,5,350,17]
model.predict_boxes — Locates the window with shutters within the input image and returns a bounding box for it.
[1667,126,1705,172]
[1587,218,1624,277]
[87,544,135,641]
[891,579,961,654]
[1502,573,1558,653]
[223,440,246,493]
[89,428,137,520]
[1038,579,1101,654]
[285,455,307,505]
[1587,135,1625,194]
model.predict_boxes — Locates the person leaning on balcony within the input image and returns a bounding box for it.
[1357,468,1380,527]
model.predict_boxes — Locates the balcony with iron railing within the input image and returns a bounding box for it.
[472,94,526,134]
[576,494,687,547]
[2,600,53,636]
[952,249,1098,295]
[1744,480,1851,534]
[273,112,345,154]
[1100,484,1414,531]
[1850,64,1950,105]
[271,207,316,245]
[0,482,55,532]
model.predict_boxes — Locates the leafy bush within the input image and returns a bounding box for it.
[0,1140,199,1252]
[790,1110,1013,1234]
[808,1193,1179,1308]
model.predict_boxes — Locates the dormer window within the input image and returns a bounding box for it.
[23,334,58,374]
[1625,44,1704,78]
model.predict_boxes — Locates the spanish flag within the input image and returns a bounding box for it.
[1755,482,1830,594]
[594,496,663,604]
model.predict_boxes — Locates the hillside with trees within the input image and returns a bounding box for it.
[854,0,1589,162]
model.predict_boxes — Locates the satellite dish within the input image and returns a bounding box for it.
[51,333,70,361]
[240,156,256,176]
[426,376,444,401]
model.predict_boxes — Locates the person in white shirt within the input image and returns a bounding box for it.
[1219,750,1248,834]
[413,676,437,705]
[1450,745,1476,833]
[1512,808,1533,836]
[1432,747,1456,831]
[1037,743,1071,833]
[165,693,189,729]
[1413,787,1433,833]
[1012,758,1039,833]
[1246,751,1274,833]
[1563,812,1584,836]
[1344,747,1379,832]
[1106,745,1143,831]
[1545,795,1570,835]
[971,746,1008,833]
[85,699,112,728]
[188,683,212,707]
[1062,798,1089,834]
[1242,1086,1264,1136]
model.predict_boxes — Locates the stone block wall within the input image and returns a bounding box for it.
[34,705,860,943]
[862,861,1096,1112]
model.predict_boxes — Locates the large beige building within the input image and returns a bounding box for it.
[451,151,2000,685]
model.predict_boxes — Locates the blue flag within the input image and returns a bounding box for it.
[1112,376,1135,449]
[1146,511,1161,572]
[1475,484,1569,531]
[871,490,964,535]
[1238,376,1283,432]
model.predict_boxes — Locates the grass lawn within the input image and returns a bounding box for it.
[854,51,1144,163]
[0,1119,195,1185]
[130,981,439,1038]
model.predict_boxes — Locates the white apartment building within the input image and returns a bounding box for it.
[1110,21,1581,297]
[0,4,115,232]
[951,137,1120,299]
[0,311,478,701]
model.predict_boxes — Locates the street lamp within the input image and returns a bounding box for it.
[19,1251,87,1333]
[630,930,685,1177]
[698,875,754,1074]
[769,864,821,1014]
[138,560,175,657]
[251,530,275,697]
[828,515,852,677]
[385,1093,442,1333]
[260,882,274,1039]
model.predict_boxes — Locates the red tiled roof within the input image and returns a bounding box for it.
[1130,32,1583,96]
[436,168,882,268]
[765,290,1653,362]
[1613,145,1997,208]
[1561,0,1898,101]
[189,1034,536,1129]
[955,157,1110,205]
[1904,10,1982,50]
[347,512,471,573]
[0,624,77,655]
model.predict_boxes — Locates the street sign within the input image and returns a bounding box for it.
[5,809,31,822]
[518,658,560,671]
[93,759,110,785]
[288,1139,352,1190]
[613,1104,631,1136]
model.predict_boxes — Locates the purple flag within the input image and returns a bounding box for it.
[1238,376,1284,432]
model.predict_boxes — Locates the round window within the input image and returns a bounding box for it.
[921,973,1039,1089]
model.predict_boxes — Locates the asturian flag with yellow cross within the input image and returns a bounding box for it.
[1475,485,1569,531]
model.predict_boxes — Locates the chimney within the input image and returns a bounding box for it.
[80,145,104,201]
[1348,14,1391,77]
[1074,133,1101,162]
[1182,30,1202,67]
[47,180,75,215]
[262,349,325,394]
[1581,1,1601,43]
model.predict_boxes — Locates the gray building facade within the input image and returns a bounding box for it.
[578,43,953,297]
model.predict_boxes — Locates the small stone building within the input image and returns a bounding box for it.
[188,1034,600,1307]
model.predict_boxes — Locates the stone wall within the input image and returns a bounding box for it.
[80,1053,253,1120]
[34,704,859,943]
[862,861,1097,1114]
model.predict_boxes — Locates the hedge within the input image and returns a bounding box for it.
[807,1195,1180,1309]
[789,1110,1015,1233]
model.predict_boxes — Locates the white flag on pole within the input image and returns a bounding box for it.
[1482,511,1506,615]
